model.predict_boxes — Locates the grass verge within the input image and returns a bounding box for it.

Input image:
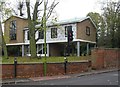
[2,56,91,64]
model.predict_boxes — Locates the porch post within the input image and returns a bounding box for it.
[22,45,24,57]
[77,41,80,57]
[47,43,49,57]
[87,43,89,55]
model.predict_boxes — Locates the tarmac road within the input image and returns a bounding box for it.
[6,71,119,86]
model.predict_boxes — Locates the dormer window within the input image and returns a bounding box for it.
[10,20,17,40]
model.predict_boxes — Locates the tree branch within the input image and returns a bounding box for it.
[33,0,40,21]
[46,1,59,20]
[38,0,43,6]
[26,0,31,20]
[36,37,40,42]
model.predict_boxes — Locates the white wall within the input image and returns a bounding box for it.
[24,23,77,43]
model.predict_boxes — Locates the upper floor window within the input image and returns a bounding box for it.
[51,28,57,38]
[65,26,72,37]
[38,30,44,39]
[86,26,90,36]
[10,20,17,40]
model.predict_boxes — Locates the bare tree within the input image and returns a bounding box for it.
[26,0,59,58]
[17,0,25,16]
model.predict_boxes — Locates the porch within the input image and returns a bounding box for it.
[6,41,96,57]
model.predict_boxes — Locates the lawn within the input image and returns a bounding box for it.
[2,56,91,64]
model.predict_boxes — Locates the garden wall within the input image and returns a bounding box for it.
[1,61,91,79]
[2,48,119,79]
[91,48,120,69]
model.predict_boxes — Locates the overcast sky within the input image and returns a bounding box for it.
[55,0,102,20]
[5,0,102,21]
[1,0,102,31]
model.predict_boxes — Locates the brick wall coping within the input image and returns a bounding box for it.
[1,60,89,65]
[94,47,120,50]
[68,60,89,63]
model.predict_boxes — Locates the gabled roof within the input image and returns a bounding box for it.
[3,15,27,23]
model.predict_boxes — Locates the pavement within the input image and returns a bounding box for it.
[2,68,119,84]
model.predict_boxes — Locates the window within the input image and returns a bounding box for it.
[51,28,57,38]
[65,26,72,37]
[38,30,44,39]
[10,20,17,40]
[37,44,47,54]
[86,26,90,36]
[27,31,30,40]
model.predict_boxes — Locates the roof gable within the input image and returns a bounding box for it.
[3,15,27,23]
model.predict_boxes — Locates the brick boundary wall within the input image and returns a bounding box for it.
[1,61,91,79]
[2,48,119,79]
[91,48,120,70]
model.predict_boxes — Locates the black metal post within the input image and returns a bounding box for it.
[14,57,17,78]
[64,57,68,74]
[67,42,70,56]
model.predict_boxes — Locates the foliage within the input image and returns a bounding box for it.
[0,21,8,59]
[0,1,11,59]
[0,1,12,21]
[87,0,120,48]
[102,0,120,48]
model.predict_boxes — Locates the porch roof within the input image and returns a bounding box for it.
[6,39,96,46]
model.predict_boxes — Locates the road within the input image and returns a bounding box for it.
[3,71,119,86]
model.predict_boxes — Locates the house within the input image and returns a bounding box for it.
[4,15,97,57]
